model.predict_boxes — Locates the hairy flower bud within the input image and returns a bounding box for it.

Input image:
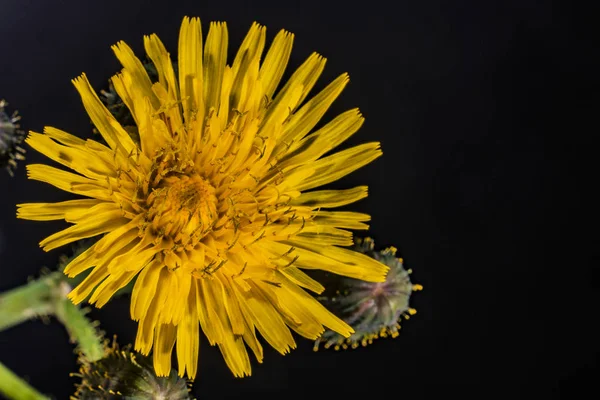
[72,339,192,399]
[0,99,25,176]
[314,237,423,351]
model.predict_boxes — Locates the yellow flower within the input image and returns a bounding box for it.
[17,17,387,379]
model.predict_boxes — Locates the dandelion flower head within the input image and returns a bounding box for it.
[17,17,387,378]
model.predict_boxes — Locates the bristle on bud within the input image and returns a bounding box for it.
[313,237,422,351]
[71,336,192,400]
[0,99,26,176]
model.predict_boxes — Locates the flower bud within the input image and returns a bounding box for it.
[314,237,422,351]
[0,99,25,176]
[72,339,192,399]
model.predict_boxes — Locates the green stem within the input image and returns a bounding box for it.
[0,240,131,335]
[0,274,58,331]
[53,285,105,362]
[0,361,49,400]
[0,272,105,362]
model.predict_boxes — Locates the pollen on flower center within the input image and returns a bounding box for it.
[146,174,218,246]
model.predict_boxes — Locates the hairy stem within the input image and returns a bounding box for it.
[0,274,57,332]
[53,285,105,362]
[0,272,105,362]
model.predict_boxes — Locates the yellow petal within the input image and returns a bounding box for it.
[279,265,325,294]
[43,126,86,147]
[261,279,324,339]
[278,272,353,337]
[68,265,109,304]
[63,202,120,224]
[229,22,265,112]
[39,210,127,252]
[236,281,296,355]
[292,142,383,192]
[94,215,142,254]
[217,274,245,335]
[176,290,199,378]
[153,323,177,376]
[311,210,371,230]
[230,22,265,82]
[62,243,98,277]
[290,186,368,209]
[203,22,228,111]
[26,164,111,201]
[89,258,146,308]
[265,52,326,125]
[16,199,101,221]
[135,267,172,355]
[161,269,191,325]
[277,108,364,170]
[130,259,163,321]
[110,71,136,123]
[217,328,251,378]
[25,132,116,179]
[195,278,224,345]
[259,29,294,99]
[294,225,354,247]
[178,16,204,123]
[279,73,349,146]
[71,74,137,155]
[112,41,160,110]
[285,239,389,282]
[143,34,183,128]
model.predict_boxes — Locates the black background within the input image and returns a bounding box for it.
[0,0,596,398]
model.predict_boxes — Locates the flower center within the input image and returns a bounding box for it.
[145,174,218,246]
